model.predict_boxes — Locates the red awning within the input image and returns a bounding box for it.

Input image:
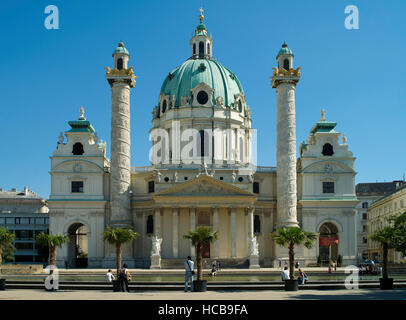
[319,237,339,246]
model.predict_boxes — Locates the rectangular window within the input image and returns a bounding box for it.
[71,181,84,193]
[21,218,29,224]
[15,230,33,240]
[362,213,367,220]
[253,182,260,194]
[15,218,21,224]
[0,217,4,225]
[322,182,334,194]
[6,218,14,225]
[15,242,34,250]
[148,181,155,193]
[362,225,366,232]
[36,218,45,225]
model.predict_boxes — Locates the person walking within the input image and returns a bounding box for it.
[119,264,131,292]
[184,256,194,292]
[281,266,290,281]
[105,269,115,283]
[298,269,308,285]
[334,261,337,272]
[328,264,333,274]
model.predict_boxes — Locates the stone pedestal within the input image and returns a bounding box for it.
[150,255,161,269]
[249,255,260,269]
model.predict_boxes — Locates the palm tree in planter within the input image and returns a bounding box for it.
[103,227,139,291]
[0,227,16,290]
[271,227,318,291]
[36,232,69,266]
[183,226,218,292]
[370,212,406,290]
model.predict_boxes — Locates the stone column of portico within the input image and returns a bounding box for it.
[172,207,179,258]
[230,207,237,259]
[150,207,162,269]
[213,207,219,258]
[189,207,196,258]
[247,207,260,269]
[154,207,161,237]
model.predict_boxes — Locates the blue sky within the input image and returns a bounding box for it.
[0,0,405,198]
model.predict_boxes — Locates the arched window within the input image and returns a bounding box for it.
[72,143,84,155]
[238,100,243,113]
[193,43,196,55]
[199,130,205,157]
[283,59,290,70]
[322,143,334,156]
[254,215,261,234]
[146,215,154,234]
[162,100,167,113]
[117,58,123,70]
[199,42,204,58]
[207,43,210,56]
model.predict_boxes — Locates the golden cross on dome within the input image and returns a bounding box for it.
[199,7,204,23]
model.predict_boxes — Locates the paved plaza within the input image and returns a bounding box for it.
[0,288,405,300]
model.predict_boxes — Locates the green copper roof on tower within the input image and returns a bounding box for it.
[277,42,294,58]
[112,42,129,57]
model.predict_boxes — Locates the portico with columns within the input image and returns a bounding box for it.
[141,175,259,267]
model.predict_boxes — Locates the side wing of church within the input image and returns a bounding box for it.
[48,10,358,268]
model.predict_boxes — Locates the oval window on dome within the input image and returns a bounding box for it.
[238,100,243,113]
[162,100,167,113]
[197,91,209,105]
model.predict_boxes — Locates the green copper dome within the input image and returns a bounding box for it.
[160,58,244,108]
[277,43,293,58]
[112,42,129,57]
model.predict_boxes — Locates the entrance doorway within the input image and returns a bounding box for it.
[67,223,88,268]
[319,222,339,266]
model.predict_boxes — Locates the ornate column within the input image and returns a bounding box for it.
[230,207,236,258]
[106,42,136,228]
[271,44,300,228]
[213,207,219,258]
[172,207,179,258]
[150,207,162,269]
[247,207,260,269]
[189,207,196,258]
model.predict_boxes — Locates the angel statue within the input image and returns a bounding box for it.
[151,235,163,256]
[248,236,259,256]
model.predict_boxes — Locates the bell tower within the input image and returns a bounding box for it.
[106,42,136,227]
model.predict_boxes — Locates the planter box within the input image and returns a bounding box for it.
[285,279,298,291]
[193,280,207,292]
[0,279,5,290]
[112,280,122,292]
[379,278,393,290]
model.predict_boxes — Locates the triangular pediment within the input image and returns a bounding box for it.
[154,174,256,198]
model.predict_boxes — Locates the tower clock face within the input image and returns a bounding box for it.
[197,91,209,105]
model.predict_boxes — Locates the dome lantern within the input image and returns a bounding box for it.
[190,8,213,59]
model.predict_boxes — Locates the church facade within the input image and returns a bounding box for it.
[48,11,358,268]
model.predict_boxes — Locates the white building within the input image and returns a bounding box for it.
[48,10,358,268]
